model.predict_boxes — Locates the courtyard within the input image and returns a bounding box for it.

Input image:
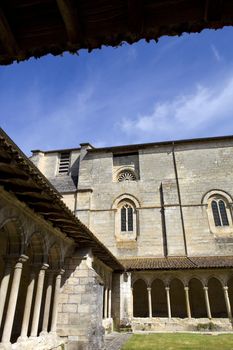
[121,333,233,350]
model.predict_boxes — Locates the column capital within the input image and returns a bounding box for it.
[41,263,49,270]
[58,268,65,275]
[203,286,208,291]
[184,286,189,291]
[147,287,152,291]
[223,286,228,291]
[165,286,170,291]
[18,255,29,263]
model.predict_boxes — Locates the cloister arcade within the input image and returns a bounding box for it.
[0,196,116,349]
[132,273,233,321]
[0,200,72,346]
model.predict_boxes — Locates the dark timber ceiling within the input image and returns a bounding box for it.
[0,128,123,271]
[0,0,233,65]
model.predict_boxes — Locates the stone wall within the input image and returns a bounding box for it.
[57,249,110,350]
[31,138,233,260]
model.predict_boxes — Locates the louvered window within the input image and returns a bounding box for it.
[211,199,229,226]
[121,204,133,232]
[58,152,70,174]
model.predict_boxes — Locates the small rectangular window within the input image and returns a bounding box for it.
[58,152,70,174]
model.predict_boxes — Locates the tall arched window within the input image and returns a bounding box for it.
[121,204,133,231]
[112,195,140,241]
[203,190,233,235]
[211,199,229,226]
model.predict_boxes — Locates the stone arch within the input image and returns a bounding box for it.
[187,274,205,286]
[207,274,224,287]
[189,278,206,318]
[208,277,227,318]
[112,193,140,209]
[0,217,25,256]
[26,231,47,263]
[170,278,186,318]
[202,189,233,205]
[133,279,148,317]
[151,279,167,317]
[48,242,62,269]
[227,277,233,312]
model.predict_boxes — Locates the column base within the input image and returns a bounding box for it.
[16,336,28,342]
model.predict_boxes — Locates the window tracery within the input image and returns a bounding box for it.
[121,204,133,232]
[211,199,229,227]
[118,170,136,182]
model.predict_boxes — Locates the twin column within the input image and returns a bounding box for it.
[1,255,28,344]
[0,257,64,344]
[132,283,232,320]
[103,287,112,319]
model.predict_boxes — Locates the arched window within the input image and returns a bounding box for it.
[112,195,140,241]
[211,199,229,226]
[121,204,133,231]
[203,190,233,235]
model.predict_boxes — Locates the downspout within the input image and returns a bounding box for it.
[159,183,168,257]
[172,142,188,256]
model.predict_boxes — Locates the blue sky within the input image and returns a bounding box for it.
[1,27,233,155]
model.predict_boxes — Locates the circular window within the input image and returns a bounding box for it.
[118,170,136,182]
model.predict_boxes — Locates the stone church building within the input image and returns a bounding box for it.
[1,129,233,349]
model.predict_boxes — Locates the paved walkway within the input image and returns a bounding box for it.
[104,332,132,350]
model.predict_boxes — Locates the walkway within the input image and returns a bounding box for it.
[104,332,132,350]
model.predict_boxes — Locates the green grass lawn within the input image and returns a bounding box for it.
[121,333,233,350]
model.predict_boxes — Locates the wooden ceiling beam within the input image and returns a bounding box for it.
[56,0,81,44]
[128,0,144,35]
[0,7,19,56]
[205,0,223,21]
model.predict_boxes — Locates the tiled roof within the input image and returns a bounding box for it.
[49,176,78,193]
[120,256,233,271]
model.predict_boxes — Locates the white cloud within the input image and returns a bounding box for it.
[120,74,233,141]
[211,44,221,62]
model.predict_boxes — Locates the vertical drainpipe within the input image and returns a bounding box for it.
[159,183,168,257]
[172,142,188,256]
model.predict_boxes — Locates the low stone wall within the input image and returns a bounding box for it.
[131,318,233,332]
[0,334,67,350]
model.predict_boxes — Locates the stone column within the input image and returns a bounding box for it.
[0,259,12,328]
[30,263,49,337]
[130,287,134,318]
[104,288,108,319]
[147,287,152,318]
[50,269,64,334]
[18,270,36,340]
[223,286,232,319]
[108,288,112,318]
[165,286,171,319]
[1,255,28,344]
[203,286,212,319]
[41,271,54,334]
[184,286,191,319]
